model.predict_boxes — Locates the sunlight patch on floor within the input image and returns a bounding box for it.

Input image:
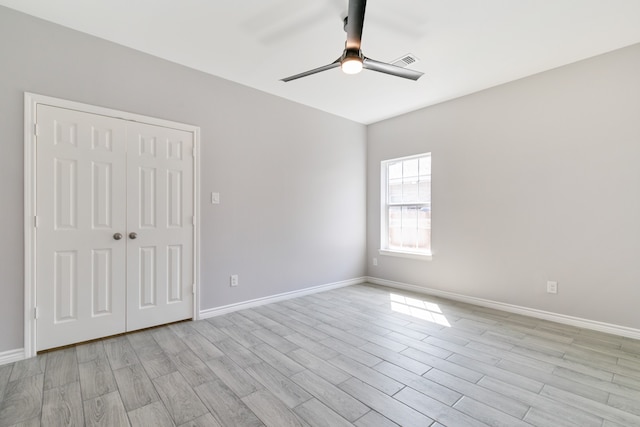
[390,293,451,327]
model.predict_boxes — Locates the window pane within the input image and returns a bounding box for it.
[388,206,402,249]
[389,178,403,203]
[418,208,431,252]
[403,159,419,179]
[388,162,402,180]
[419,156,431,176]
[401,206,418,248]
[418,179,430,203]
[402,178,418,203]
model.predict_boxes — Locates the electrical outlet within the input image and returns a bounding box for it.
[547,281,558,294]
[230,274,239,287]
[373,258,378,266]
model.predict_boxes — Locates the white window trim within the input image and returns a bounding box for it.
[380,152,432,261]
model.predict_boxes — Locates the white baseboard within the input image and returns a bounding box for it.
[199,277,366,319]
[366,277,640,341]
[0,348,25,366]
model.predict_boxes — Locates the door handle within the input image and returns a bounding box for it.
[129,232,138,240]
[113,233,123,240]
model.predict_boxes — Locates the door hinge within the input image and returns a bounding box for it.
[34,306,39,319]
[192,286,196,295]
[192,216,196,225]
[34,124,39,136]
[34,216,39,228]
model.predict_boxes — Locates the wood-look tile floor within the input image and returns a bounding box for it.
[1,283,640,426]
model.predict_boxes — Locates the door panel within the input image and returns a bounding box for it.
[54,158,77,229]
[91,249,114,315]
[36,105,127,351]
[167,245,183,302]
[54,250,77,322]
[91,162,114,229]
[126,122,194,331]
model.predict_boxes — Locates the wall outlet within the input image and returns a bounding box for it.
[546,281,558,294]
[373,258,378,266]
[230,274,239,287]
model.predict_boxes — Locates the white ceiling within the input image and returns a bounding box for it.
[2,0,640,124]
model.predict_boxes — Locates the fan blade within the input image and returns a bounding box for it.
[346,0,367,51]
[281,59,341,82]
[363,57,424,81]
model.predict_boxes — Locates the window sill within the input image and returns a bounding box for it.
[379,249,432,261]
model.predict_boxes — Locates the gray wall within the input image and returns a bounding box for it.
[367,43,640,329]
[0,6,366,353]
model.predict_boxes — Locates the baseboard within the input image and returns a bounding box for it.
[199,277,367,319]
[366,276,640,341]
[0,348,25,366]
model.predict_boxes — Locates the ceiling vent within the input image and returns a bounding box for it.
[391,53,419,68]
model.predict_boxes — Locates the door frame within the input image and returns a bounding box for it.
[24,92,201,358]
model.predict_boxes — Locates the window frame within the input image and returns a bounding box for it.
[380,153,432,261]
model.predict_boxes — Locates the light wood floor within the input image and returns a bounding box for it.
[1,283,639,426]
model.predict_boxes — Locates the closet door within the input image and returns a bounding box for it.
[36,105,127,350]
[126,121,194,331]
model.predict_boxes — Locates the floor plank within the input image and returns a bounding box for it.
[244,362,311,408]
[103,336,140,371]
[112,363,159,411]
[41,381,83,427]
[0,365,13,402]
[290,370,369,422]
[205,356,263,398]
[288,349,351,385]
[293,398,353,427]
[338,377,434,426]
[82,391,129,427]
[8,356,46,383]
[127,401,174,427]
[392,386,482,427]
[177,412,223,427]
[43,348,77,390]
[326,354,403,396]
[194,379,263,427]
[424,368,529,418]
[242,389,306,427]
[373,361,461,406]
[153,371,208,425]
[353,410,399,427]
[0,374,44,426]
[170,349,218,387]
[78,355,117,400]
[181,331,225,360]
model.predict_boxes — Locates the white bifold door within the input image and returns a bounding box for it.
[35,105,194,351]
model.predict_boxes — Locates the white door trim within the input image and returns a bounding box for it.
[24,92,201,358]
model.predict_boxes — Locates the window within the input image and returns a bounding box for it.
[380,153,431,259]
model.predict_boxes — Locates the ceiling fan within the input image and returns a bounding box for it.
[281,0,424,82]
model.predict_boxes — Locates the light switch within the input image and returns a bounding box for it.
[211,192,220,204]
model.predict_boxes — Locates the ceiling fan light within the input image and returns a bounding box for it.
[341,57,363,75]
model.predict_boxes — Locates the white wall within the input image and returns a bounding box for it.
[367,43,640,330]
[0,6,366,353]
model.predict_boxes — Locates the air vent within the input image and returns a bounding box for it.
[391,53,419,68]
